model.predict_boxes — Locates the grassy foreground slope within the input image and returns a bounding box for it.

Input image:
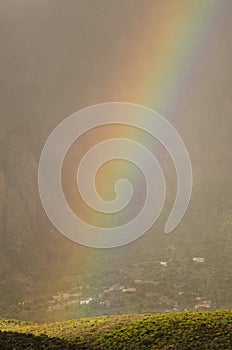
[0,310,232,349]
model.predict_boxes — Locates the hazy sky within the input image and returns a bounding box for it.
[0,0,232,321]
[1,0,232,245]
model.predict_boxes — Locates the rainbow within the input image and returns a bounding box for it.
[108,0,222,114]
[84,0,222,232]
[53,0,224,321]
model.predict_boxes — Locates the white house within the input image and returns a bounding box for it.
[80,298,93,305]
[192,257,205,263]
[122,287,136,293]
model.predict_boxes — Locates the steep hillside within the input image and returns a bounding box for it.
[0,310,232,349]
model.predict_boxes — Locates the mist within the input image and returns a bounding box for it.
[0,0,232,323]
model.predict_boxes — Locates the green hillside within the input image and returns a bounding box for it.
[0,310,232,349]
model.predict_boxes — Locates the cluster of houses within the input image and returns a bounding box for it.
[80,297,93,305]
[37,256,210,313]
[79,285,137,306]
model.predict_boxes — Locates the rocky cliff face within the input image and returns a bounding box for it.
[0,129,72,314]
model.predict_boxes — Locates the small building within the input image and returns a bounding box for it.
[100,300,111,306]
[122,287,136,293]
[194,300,211,309]
[192,257,205,263]
[80,298,93,305]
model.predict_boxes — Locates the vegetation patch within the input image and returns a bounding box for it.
[0,310,232,349]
